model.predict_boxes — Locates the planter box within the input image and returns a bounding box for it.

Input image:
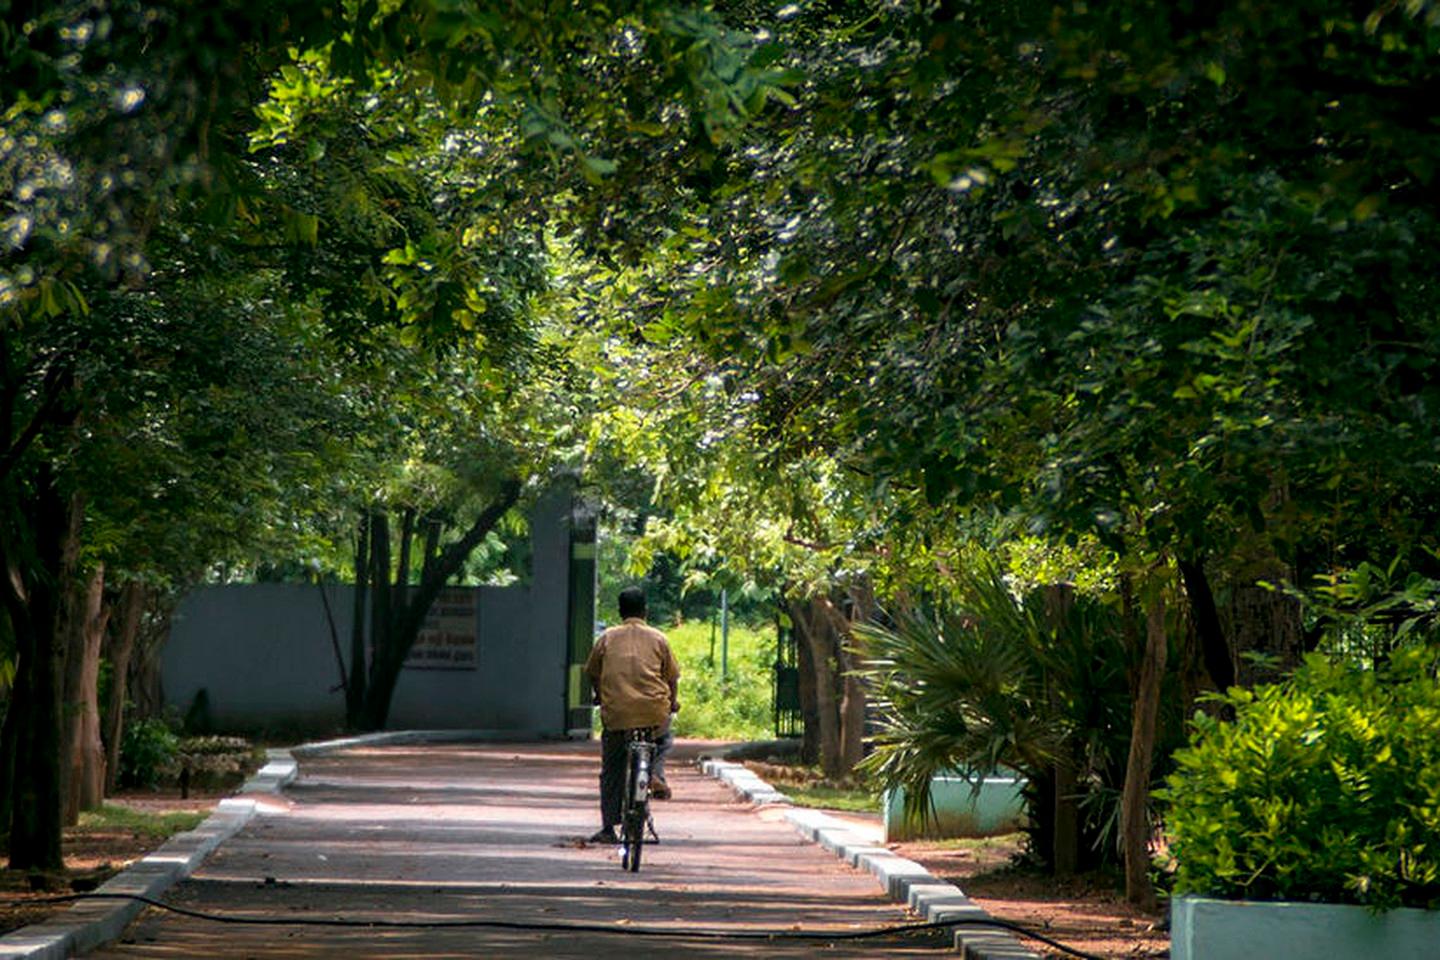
[1171,895,1440,960]
[882,773,1026,842]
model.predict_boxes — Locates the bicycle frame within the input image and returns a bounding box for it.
[620,727,657,872]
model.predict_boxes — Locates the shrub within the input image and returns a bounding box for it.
[119,717,180,789]
[177,736,260,788]
[1160,648,1440,910]
[175,735,260,788]
[663,621,773,740]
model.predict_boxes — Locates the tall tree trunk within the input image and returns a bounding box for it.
[103,581,145,796]
[61,563,108,823]
[791,596,843,779]
[1230,575,1303,684]
[836,582,872,775]
[359,483,520,730]
[2,473,69,871]
[1230,478,1304,683]
[794,611,820,764]
[1177,555,1235,692]
[1121,586,1168,909]
[1043,583,1080,877]
[837,655,866,771]
[54,493,86,825]
[420,514,441,581]
[365,507,393,716]
[394,506,415,611]
[346,513,370,728]
[316,574,346,695]
[0,672,16,849]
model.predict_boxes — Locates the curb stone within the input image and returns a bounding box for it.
[701,757,1041,959]
[0,754,298,960]
[288,729,545,759]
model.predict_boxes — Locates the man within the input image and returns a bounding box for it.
[585,586,680,843]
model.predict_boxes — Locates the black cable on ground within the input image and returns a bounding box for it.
[7,891,1108,959]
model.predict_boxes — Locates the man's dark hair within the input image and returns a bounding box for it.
[618,586,646,620]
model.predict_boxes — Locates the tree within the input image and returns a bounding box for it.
[1,0,328,869]
[533,1,1440,904]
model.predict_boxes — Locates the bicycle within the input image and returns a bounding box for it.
[619,726,661,872]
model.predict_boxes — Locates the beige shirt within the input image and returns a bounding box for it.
[585,617,680,731]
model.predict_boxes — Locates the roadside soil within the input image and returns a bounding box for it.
[0,789,223,936]
[894,834,1169,959]
[741,758,1168,959]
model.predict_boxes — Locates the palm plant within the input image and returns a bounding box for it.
[857,552,1132,866]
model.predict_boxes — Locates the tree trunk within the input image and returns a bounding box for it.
[837,654,866,772]
[420,514,441,581]
[2,473,69,871]
[1230,577,1303,684]
[346,513,370,728]
[0,674,17,849]
[103,581,145,795]
[54,493,86,825]
[794,611,820,764]
[60,563,108,823]
[363,508,394,728]
[359,483,520,730]
[791,596,844,779]
[1042,583,1080,877]
[1121,587,1168,909]
[1177,555,1235,692]
[1230,477,1304,683]
[316,574,346,695]
[836,582,872,775]
[394,506,415,609]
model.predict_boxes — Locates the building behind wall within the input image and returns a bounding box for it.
[162,484,598,736]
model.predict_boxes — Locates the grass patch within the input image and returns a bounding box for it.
[783,782,880,813]
[742,760,881,814]
[914,832,1028,853]
[664,620,776,741]
[76,804,207,839]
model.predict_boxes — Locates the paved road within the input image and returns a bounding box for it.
[88,741,951,958]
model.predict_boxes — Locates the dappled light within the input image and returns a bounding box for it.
[86,744,947,958]
[5,4,1439,957]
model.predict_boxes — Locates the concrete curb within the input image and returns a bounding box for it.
[0,754,298,960]
[701,758,1041,959]
[288,729,548,758]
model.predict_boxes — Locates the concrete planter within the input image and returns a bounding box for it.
[882,772,1026,842]
[1171,895,1440,960]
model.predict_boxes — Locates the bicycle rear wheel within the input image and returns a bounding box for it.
[621,807,644,871]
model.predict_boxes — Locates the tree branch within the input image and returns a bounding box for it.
[0,362,72,484]
[396,480,523,647]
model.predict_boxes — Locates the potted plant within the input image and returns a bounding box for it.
[1160,648,1440,959]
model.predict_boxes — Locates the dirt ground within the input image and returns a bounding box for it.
[893,834,1169,959]
[0,789,223,936]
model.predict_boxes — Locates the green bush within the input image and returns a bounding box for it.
[1161,649,1440,910]
[662,621,774,741]
[119,717,180,789]
[175,735,260,788]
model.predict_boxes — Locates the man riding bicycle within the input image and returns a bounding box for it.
[585,586,680,844]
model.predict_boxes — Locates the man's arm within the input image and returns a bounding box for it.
[663,641,680,712]
[584,636,605,703]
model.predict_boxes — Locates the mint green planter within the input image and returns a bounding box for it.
[1171,895,1440,960]
[882,773,1026,842]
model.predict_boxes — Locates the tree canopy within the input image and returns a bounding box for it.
[4,0,1438,897]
